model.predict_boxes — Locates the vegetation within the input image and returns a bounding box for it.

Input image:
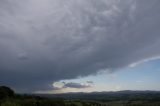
[0,86,14,99]
[0,86,160,106]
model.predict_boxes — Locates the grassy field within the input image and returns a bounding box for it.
[1,98,160,106]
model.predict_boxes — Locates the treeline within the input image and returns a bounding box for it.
[0,86,66,106]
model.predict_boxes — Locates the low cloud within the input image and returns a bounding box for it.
[52,81,94,90]
[63,82,93,89]
[0,0,160,92]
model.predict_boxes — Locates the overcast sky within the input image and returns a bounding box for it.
[0,0,160,93]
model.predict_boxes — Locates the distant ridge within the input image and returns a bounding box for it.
[36,90,160,101]
[37,90,160,95]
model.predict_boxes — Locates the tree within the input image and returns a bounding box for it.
[0,86,15,99]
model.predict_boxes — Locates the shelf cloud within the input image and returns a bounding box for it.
[0,0,160,92]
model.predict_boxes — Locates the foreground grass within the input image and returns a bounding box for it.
[1,98,160,106]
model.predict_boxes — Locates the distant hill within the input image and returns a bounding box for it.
[37,90,160,101]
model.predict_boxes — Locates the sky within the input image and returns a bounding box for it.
[0,0,160,93]
[37,59,160,94]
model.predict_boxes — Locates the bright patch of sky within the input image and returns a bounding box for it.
[49,59,160,93]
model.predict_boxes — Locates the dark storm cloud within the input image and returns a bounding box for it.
[0,0,160,92]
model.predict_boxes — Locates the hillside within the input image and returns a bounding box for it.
[1,86,160,106]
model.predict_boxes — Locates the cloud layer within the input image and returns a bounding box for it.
[52,81,93,90]
[63,82,93,89]
[0,0,160,92]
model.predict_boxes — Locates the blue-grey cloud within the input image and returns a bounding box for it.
[0,0,160,93]
[63,82,93,89]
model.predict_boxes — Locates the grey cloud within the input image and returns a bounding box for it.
[63,82,92,89]
[0,0,160,92]
[60,81,94,89]
[86,81,94,84]
[17,53,28,60]
[51,81,93,90]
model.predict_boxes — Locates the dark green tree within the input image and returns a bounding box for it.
[0,86,15,99]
